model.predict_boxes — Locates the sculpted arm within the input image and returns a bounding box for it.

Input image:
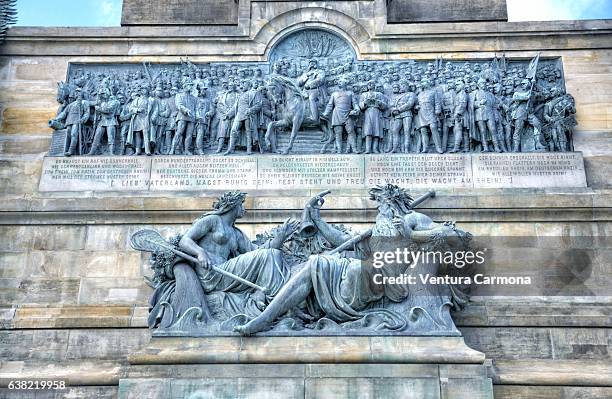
[296,73,307,87]
[81,102,91,123]
[455,93,467,116]
[543,103,554,123]
[398,95,413,113]
[322,94,335,120]
[396,213,449,243]
[434,92,442,115]
[97,101,111,114]
[179,217,214,269]
[207,100,217,119]
[226,97,237,119]
[303,191,351,248]
[311,212,352,248]
[160,102,170,118]
[309,70,326,88]
[307,203,351,248]
[359,95,367,112]
[407,93,417,110]
[378,94,388,110]
[512,91,531,102]
[351,94,360,115]
[55,106,68,123]
[175,95,190,116]
[120,106,131,122]
[249,92,263,115]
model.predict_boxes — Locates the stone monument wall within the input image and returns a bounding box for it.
[387,0,508,23]
[121,0,241,26]
[0,2,611,398]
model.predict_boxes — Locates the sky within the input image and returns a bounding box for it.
[13,0,612,26]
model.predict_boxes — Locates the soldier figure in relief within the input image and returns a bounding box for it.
[499,84,514,152]
[214,81,238,153]
[544,87,576,152]
[149,85,170,156]
[257,85,274,154]
[116,92,132,155]
[170,80,197,155]
[225,80,262,155]
[474,78,505,152]
[492,83,508,153]
[297,59,326,122]
[195,86,213,155]
[50,87,90,157]
[51,56,575,157]
[449,80,469,153]
[510,78,532,152]
[415,78,443,154]
[127,85,151,156]
[88,86,121,156]
[388,82,416,154]
[440,80,456,152]
[360,80,387,154]
[321,77,361,154]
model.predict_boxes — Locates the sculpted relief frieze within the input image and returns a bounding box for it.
[48,29,577,158]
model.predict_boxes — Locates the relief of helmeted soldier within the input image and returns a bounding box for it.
[88,86,120,155]
[415,78,443,154]
[49,87,90,157]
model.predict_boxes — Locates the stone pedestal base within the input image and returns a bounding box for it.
[120,337,493,399]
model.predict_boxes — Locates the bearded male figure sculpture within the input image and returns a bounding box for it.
[234,185,471,336]
[133,185,472,336]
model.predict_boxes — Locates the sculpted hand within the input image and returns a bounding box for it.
[393,216,407,237]
[306,204,320,221]
[197,252,212,271]
[280,218,300,240]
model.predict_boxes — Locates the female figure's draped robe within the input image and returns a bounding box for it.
[148,227,288,329]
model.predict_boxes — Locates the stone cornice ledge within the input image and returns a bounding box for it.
[5,19,612,38]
